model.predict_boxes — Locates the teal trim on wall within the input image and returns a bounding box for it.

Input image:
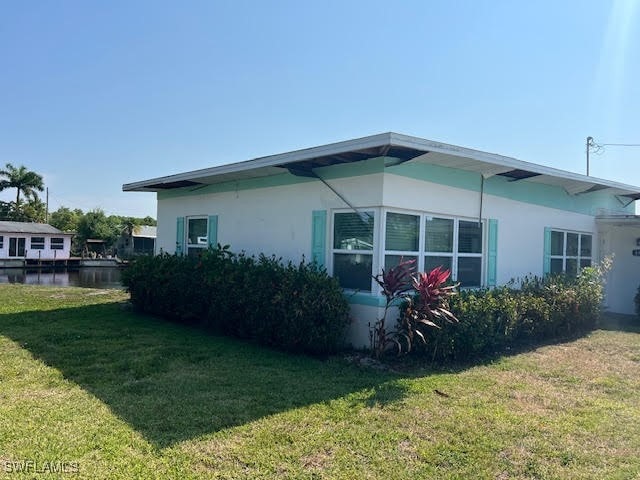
[543,227,552,276]
[157,157,386,201]
[387,162,630,216]
[345,292,387,307]
[208,215,218,248]
[487,219,498,287]
[159,173,314,200]
[311,210,327,267]
[159,155,630,217]
[176,217,184,255]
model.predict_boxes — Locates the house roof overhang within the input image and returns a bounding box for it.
[122,132,640,201]
[596,215,640,227]
[0,221,73,236]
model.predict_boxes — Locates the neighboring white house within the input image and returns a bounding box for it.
[0,221,73,261]
[123,132,640,346]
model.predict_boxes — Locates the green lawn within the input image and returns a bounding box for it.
[0,284,639,479]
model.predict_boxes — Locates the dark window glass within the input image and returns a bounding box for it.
[31,237,45,250]
[566,233,579,256]
[457,257,482,287]
[424,256,453,273]
[550,258,563,274]
[566,258,578,276]
[458,221,482,254]
[50,238,64,250]
[580,235,592,257]
[333,253,373,290]
[384,255,418,272]
[550,231,564,256]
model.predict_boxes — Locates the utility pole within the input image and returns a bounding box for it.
[45,188,49,223]
[586,136,593,176]
[585,137,640,177]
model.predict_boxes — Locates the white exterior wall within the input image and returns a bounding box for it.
[155,169,612,348]
[0,234,72,260]
[383,174,598,283]
[157,174,384,259]
[599,226,640,314]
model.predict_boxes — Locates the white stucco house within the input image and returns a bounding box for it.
[0,221,73,261]
[123,133,640,346]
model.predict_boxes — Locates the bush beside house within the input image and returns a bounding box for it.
[122,246,351,355]
[123,247,607,361]
[412,267,606,362]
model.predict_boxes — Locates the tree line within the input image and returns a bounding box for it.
[0,163,156,253]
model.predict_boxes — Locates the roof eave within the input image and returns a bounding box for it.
[122,132,640,197]
[123,132,395,192]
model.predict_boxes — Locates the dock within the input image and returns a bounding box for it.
[0,258,123,269]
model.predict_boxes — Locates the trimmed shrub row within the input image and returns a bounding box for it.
[411,267,605,362]
[121,246,351,355]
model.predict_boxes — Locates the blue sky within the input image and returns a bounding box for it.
[1,0,639,218]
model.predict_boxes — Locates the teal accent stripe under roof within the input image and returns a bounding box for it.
[158,155,631,216]
[157,157,386,200]
[386,162,632,216]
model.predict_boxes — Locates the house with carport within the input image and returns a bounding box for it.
[123,133,640,346]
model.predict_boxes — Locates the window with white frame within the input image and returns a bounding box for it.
[31,237,45,250]
[0,236,3,249]
[51,238,64,250]
[550,230,592,275]
[332,211,375,291]
[186,217,208,257]
[384,211,484,288]
[384,212,419,271]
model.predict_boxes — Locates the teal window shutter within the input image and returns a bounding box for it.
[208,215,218,248]
[311,210,327,267]
[487,219,498,287]
[543,227,552,276]
[176,217,185,255]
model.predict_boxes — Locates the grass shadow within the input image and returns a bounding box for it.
[598,312,640,334]
[0,301,399,448]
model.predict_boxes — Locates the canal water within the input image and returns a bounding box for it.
[0,267,124,290]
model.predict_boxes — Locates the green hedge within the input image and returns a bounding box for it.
[121,247,351,355]
[407,267,605,362]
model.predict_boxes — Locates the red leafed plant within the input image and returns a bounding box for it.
[370,258,416,358]
[370,261,459,358]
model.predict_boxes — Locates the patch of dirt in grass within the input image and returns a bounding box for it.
[397,439,419,461]
[301,448,334,471]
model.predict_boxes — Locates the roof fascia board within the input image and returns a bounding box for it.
[123,131,640,195]
[123,132,394,191]
[0,230,72,235]
[388,133,640,193]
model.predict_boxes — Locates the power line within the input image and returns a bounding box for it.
[586,137,640,176]
[598,143,640,147]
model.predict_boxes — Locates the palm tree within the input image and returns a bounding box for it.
[0,163,45,215]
